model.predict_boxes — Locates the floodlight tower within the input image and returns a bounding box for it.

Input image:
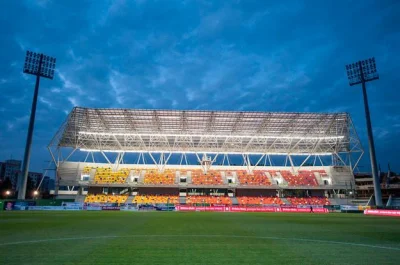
[345,57,382,206]
[18,51,56,200]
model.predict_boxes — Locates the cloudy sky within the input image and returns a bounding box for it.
[0,0,399,173]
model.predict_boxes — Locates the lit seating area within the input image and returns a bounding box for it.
[191,170,223,185]
[84,194,128,204]
[82,166,93,175]
[280,170,318,186]
[143,169,176,185]
[237,170,271,186]
[287,197,330,205]
[237,196,283,205]
[186,195,232,205]
[94,167,130,184]
[133,195,179,204]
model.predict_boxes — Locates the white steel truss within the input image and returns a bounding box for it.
[48,107,364,171]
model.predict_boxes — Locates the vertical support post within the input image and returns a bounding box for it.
[360,62,382,206]
[288,154,295,172]
[18,54,43,199]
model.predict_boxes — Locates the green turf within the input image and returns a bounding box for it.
[0,212,399,265]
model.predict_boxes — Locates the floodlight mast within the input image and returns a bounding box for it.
[18,51,56,200]
[345,57,382,206]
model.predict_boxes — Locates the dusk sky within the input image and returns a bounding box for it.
[0,0,399,173]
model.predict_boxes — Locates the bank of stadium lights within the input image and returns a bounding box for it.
[23,51,56,79]
[346,57,378,86]
[79,149,334,156]
[345,57,382,206]
[18,51,56,200]
[77,131,345,140]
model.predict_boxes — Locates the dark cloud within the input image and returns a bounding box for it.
[0,0,399,171]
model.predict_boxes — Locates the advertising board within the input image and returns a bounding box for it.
[3,201,36,211]
[175,206,329,213]
[364,209,400,217]
[101,206,120,211]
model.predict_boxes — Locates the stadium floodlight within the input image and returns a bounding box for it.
[79,148,334,156]
[345,57,382,206]
[77,131,345,140]
[18,51,56,200]
[23,51,56,79]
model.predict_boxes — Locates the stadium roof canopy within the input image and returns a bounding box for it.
[49,107,362,156]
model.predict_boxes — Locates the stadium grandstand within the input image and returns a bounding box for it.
[48,107,364,207]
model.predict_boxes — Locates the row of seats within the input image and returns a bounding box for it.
[186,195,232,205]
[280,170,319,186]
[133,195,179,204]
[84,194,128,204]
[286,197,330,205]
[237,170,271,186]
[82,166,93,175]
[143,169,175,185]
[237,196,283,205]
[94,168,130,184]
[85,167,328,186]
[84,194,330,206]
[191,170,223,185]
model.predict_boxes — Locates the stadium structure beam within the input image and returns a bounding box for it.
[347,116,364,172]
[288,155,295,172]
[50,108,363,169]
[100,151,112,164]
[148,152,173,172]
[84,152,90,162]
[250,154,266,173]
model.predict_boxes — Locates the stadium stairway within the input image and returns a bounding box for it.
[186,174,192,184]
[232,172,240,185]
[222,175,228,185]
[89,168,96,182]
[265,172,274,184]
[328,198,339,205]
[275,172,288,186]
[179,196,186,204]
[138,170,145,184]
[313,172,325,185]
[280,198,290,205]
[175,170,181,184]
[127,195,135,203]
[75,195,86,203]
[230,197,239,205]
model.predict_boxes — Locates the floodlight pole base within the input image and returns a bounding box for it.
[18,55,43,200]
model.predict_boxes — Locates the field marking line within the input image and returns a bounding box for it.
[0,234,399,251]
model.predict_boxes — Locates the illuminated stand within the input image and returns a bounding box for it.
[49,108,364,196]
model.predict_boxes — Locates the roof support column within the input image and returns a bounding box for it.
[250,154,266,172]
[287,154,295,173]
[100,151,112,165]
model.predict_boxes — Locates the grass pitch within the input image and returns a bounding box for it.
[0,211,399,265]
